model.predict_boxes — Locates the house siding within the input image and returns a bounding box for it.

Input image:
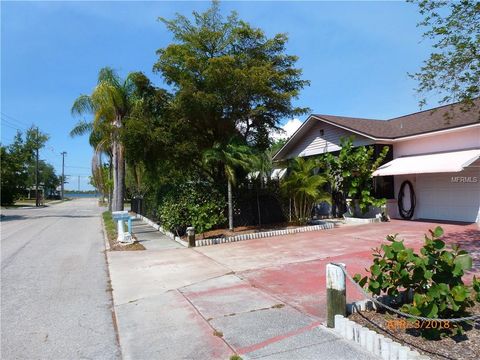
[286,121,374,158]
[393,126,480,158]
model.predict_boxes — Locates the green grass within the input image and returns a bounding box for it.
[102,211,117,242]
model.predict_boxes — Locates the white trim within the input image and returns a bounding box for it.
[388,123,480,142]
[273,116,479,162]
[272,115,315,161]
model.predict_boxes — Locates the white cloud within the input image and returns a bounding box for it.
[272,118,303,140]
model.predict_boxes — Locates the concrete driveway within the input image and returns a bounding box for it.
[108,219,479,359]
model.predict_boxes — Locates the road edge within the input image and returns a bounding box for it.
[100,212,123,359]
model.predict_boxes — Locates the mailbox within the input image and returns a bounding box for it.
[112,211,134,243]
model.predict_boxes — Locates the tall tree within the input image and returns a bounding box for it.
[409,0,480,111]
[1,132,30,205]
[154,0,310,153]
[1,127,51,205]
[203,140,254,230]
[71,67,137,211]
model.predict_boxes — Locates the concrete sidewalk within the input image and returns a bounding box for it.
[131,218,182,250]
[108,220,377,359]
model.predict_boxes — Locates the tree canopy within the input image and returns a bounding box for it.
[409,0,480,110]
[154,0,309,152]
[1,128,57,205]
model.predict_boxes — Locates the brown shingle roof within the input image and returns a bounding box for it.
[313,99,480,139]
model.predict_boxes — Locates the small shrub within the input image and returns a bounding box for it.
[158,182,226,235]
[354,226,479,339]
[230,355,243,360]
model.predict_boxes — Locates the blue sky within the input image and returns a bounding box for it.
[2,1,435,190]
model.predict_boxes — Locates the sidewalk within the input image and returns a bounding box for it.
[131,218,182,250]
[107,218,377,360]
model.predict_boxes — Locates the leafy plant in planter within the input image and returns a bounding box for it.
[324,137,389,216]
[354,226,480,339]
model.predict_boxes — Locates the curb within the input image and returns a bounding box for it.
[334,315,430,360]
[134,213,335,247]
[100,215,111,251]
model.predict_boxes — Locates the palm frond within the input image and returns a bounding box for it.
[71,95,94,116]
[70,121,94,138]
[97,67,121,88]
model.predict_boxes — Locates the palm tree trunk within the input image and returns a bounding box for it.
[108,191,112,212]
[112,138,125,212]
[228,180,233,231]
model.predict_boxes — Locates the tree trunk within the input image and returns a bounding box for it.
[228,180,233,231]
[112,137,125,212]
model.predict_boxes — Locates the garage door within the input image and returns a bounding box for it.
[416,167,480,222]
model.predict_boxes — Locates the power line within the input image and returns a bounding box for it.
[65,165,91,169]
[1,118,27,131]
[1,112,31,127]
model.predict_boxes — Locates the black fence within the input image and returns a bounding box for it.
[233,188,286,227]
[131,197,145,215]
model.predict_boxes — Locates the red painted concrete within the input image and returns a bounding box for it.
[197,220,479,321]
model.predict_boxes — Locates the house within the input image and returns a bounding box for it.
[273,100,480,223]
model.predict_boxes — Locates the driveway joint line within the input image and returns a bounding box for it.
[175,288,238,355]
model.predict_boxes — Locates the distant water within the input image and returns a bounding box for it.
[66,193,98,198]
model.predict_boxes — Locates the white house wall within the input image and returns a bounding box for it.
[394,126,480,158]
[286,121,374,159]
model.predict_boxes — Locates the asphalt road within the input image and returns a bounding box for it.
[1,198,120,359]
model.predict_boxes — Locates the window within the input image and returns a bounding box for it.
[319,129,324,136]
[374,176,394,199]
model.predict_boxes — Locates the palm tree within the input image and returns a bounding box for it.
[70,118,114,210]
[203,141,253,231]
[281,157,331,224]
[71,67,136,211]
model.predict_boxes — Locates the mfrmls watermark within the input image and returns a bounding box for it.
[451,176,478,183]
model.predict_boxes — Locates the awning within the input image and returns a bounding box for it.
[373,149,480,176]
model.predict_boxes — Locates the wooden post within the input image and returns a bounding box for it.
[326,263,346,328]
[187,227,195,247]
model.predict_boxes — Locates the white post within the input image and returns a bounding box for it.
[398,346,409,360]
[117,219,124,242]
[366,330,375,352]
[334,314,345,333]
[326,263,346,328]
[381,337,392,360]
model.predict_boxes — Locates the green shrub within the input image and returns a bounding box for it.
[158,182,226,235]
[354,226,479,339]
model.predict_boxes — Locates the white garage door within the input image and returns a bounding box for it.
[416,167,480,222]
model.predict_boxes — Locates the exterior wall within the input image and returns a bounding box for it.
[390,166,480,222]
[389,126,480,222]
[391,174,417,219]
[285,121,373,159]
[393,126,480,158]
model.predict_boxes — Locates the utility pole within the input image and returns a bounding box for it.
[35,127,40,207]
[61,151,67,200]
